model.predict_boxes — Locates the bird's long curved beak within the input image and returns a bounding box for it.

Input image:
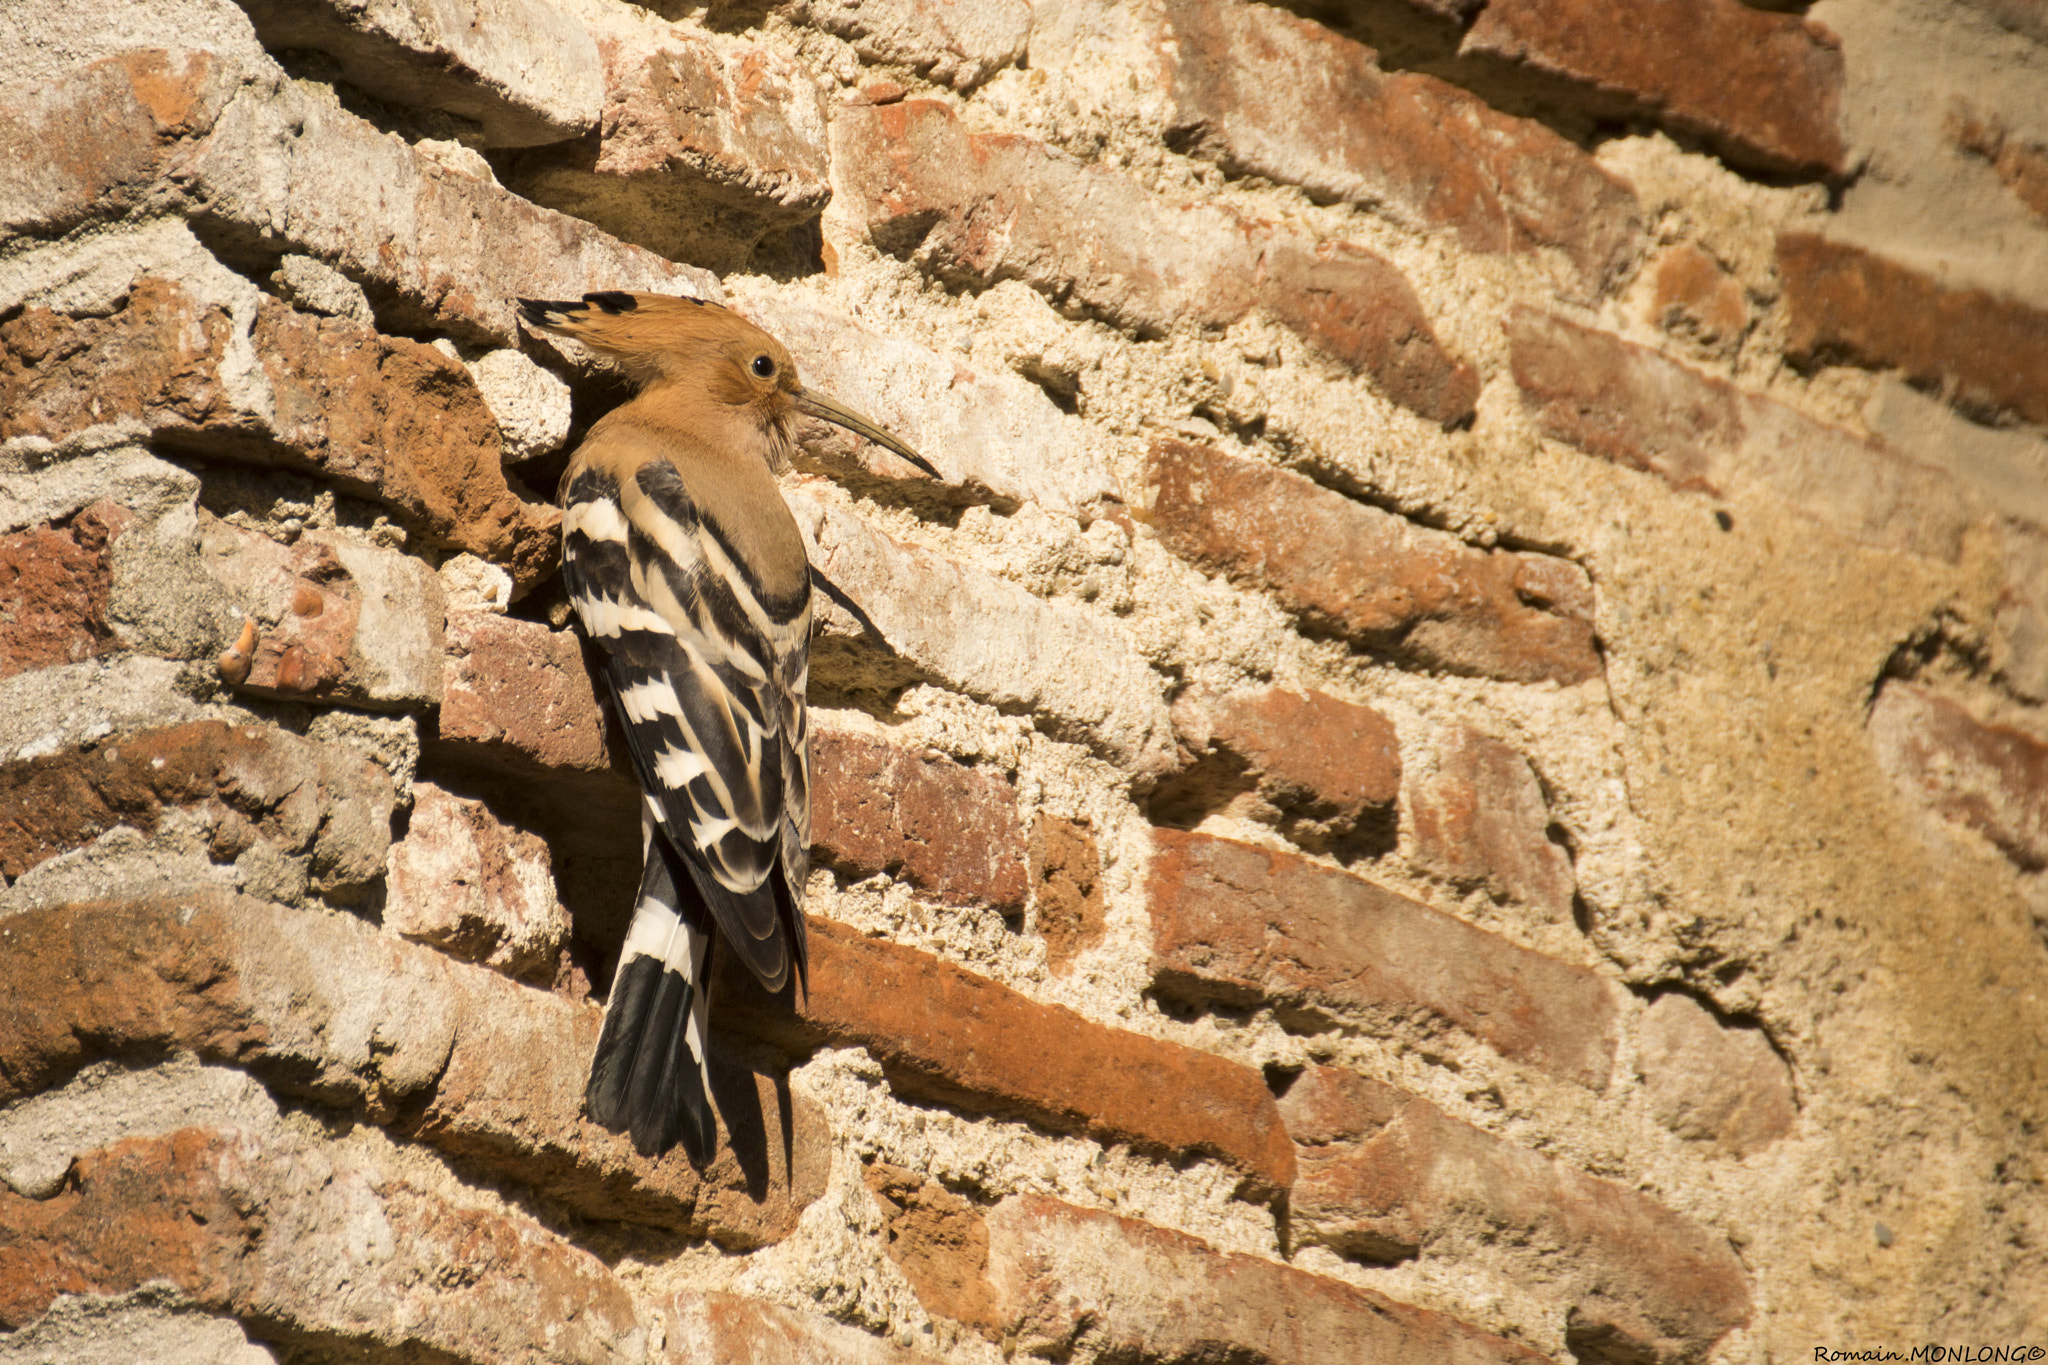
[796,388,942,480]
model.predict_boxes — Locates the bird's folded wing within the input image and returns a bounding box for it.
[562,451,809,990]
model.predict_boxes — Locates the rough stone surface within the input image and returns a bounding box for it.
[982,1194,1552,1365]
[1508,307,1975,562]
[233,0,605,147]
[716,916,1297,1195]
[1149,829,1618,1088]
[1407,724,1577,920]
[811,728,1029,912]
[788,0,1032,90]
[794,491,1177,777]
[384,780,568,982]
[1644,244,1750,354]
[0,894,828,1245]
[1142,440,1600,685]
[665,1289,950,1363]
[0,721,393,905]
[1869,682,2048,871]
[1780,232,2048,429]
[1030,813,1106,969]
[1636,994,1797,1157]
[1277,1065,1753,1364]
[864,1162,999,1332]
[1464,0,1847,177]
[1153,0,1640,297]
[505,27,831,273]
[832,99,1477,425]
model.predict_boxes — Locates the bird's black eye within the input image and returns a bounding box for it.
[751,354,775,378]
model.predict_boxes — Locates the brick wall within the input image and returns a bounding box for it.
[0,0,2044,1359]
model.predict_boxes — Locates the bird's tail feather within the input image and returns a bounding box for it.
[586,837,717,1163]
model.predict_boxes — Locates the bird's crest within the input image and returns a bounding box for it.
[517,291,799,400]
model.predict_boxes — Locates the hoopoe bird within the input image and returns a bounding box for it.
[517,291,937,1161]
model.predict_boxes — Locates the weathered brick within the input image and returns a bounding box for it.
[233,0,603,148]
[831,99,1475,426]
[1408,725,1576,920]
[666,1289,950,1363]
[811,728,1029,912]
[1141,440,1600,685]
[1644,244,1749,353]
[0,1125,649,1362]
[982,1194,1551,1365]
[0,502,129,681]
[1780,232,2048,429]
[736,292,1117,515]
[1154,0,1639,297]
[1031,813,1106,970]
[1161,686,1401,854]
[0,279,560,592]
[0,893,827,1245]
[863,1162,1000,1333]
[716,916,1297,1195]
[384,781,567,983]
[435,610,615,779]
[1868,682,2048,871]
[504,28,831,273]
[1952,103,2048,228]
[1508,307,1974,561]
[1637,994,1796,1157]
[1463,0,1846,178]
[0,722,393,903]
[1149,829,1618,1088]
[791,492,1176,777]
[2,50,713,345]
[199,518,448,709]
[1278,1065,1752,1364]
[787,0,1031,90]
[0,49,242,239]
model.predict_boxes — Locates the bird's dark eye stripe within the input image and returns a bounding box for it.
[751,354,775,378]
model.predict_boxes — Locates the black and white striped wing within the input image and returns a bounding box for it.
[561,450,810,1159]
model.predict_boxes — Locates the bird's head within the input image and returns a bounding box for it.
[517,291,938,478]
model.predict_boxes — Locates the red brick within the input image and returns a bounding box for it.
[811,729,1029,912]
[714,916,1297,1195]
[1278,1065,1752,1363]
[0,280,560,593]
[1868,682,2048,871]
[1464,0,1846,178]
[0,1125,647,1362]
[1637,995,1796,1157]
[233,0,603,148]
[863,1163,999,1333]
[1780,232,2048,429]
[1156,0,1640,297]
[1408,725,1576,920]
[1508,307,1973,562]
[1141,440,1600,686]
[0,893,827,1246]
[0,721,393,901]
[1952,103,2048,228]
[1161,687,1400,854]
[1031,814,1107,971]
[1149,829,1618,1088]
[667,1289,951,1363]
[1644,244,1749,353]
[436,610,615,778]
[505,30,830,273]
[384,781,568,983]
[983,1194,1551,1365]
[831,100,1475,426]
[789,0,1032,90]
[0,502,129,681]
